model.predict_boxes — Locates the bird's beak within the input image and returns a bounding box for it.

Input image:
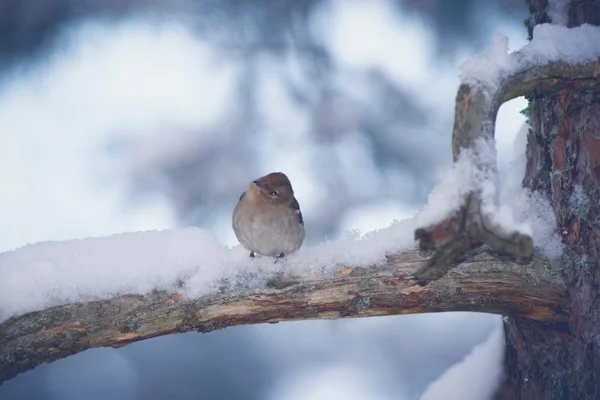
[253,178,266,194]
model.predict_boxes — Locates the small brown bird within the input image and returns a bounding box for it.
[232,172,305,258]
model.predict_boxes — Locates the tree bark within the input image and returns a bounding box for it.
[501,1,600,398]
[0,249,566,386]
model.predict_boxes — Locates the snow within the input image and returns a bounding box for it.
[417,137,497,228]
[460,33,514,87]
[420,317,505,400]
[461,24,600,88]
[0,218,413,322]
[522,24,600,66]
[0,229,229,321]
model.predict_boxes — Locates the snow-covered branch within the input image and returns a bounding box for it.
[414,25,600,282]
[0,249,567,386]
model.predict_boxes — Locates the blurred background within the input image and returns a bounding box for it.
[0,0,530,398]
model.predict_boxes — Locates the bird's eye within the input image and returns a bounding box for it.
[269,190,278,196]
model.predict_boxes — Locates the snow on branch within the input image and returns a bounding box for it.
[414,24,600,282]
[0,249,567,386]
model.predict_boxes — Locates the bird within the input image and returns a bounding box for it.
[232,172,305,258]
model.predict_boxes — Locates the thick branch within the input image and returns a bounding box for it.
[415,59,600,280]
[0,249,567,386]
[453,60,600,158]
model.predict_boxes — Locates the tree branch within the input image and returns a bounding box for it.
[0,249,567,386]
[415,59,600,281]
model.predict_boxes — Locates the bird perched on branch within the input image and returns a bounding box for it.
[232,172,305,258]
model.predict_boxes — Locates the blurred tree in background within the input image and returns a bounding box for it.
[0,0,528,243]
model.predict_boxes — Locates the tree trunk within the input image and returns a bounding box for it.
[503,1,600,398]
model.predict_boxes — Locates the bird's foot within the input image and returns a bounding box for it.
[273,253,285,264]
[250,251,256,258]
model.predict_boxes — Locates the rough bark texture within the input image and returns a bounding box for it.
[0,249,567,386]
[503,1,600,398]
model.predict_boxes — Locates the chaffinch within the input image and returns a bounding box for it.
[232,172,305,258]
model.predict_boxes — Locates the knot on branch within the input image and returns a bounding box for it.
[414,195,533,284]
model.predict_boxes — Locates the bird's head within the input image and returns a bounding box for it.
[251,172,295,205]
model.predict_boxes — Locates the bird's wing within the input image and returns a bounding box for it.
[291,197,304,225]
[238,191,247,202]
